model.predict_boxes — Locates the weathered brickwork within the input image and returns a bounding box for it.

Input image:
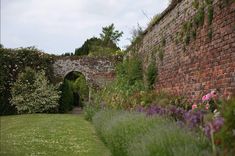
[135,0,235,100]
[53,56,122,88]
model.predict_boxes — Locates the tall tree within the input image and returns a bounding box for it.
[100,23,123,47]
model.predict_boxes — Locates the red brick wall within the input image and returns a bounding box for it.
[135,0,235,101]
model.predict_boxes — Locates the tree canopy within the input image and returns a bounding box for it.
[74,24,123,56]
[100,23,123,47]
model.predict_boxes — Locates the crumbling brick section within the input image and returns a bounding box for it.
[136,0,235,101]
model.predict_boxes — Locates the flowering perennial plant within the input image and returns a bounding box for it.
[136,90,226,140]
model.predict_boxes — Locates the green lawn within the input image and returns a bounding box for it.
[0,114,111,156]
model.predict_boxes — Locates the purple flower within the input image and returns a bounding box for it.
[184,110,204,129]
[212,117,224,132]
[204,117,224,138]
[136,106,145,112]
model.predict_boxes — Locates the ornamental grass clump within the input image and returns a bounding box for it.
[127,122,210,156]
[92,110,164,156]
[92,110,123,142]
[93,110,211,156]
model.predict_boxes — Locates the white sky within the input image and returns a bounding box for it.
[1,0,169,55]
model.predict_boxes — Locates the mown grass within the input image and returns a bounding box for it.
[0,114,111,156]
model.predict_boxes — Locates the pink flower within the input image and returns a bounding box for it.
[205,103,210,110]
[210,90,218,99]
[202,93,212,102]
[192,103,198,110]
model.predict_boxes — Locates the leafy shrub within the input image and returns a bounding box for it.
[91,56,145,109]
[11,67,60,114]
[128,91,179,109]
[0,47,54,115]
[217,98,235,155]
[124,56,143,85]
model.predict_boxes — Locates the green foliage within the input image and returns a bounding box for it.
[128,91,177,108]
[92,110,122,141]
[156,47,165,61]
[217,98,235,154]
[126,24,144,52]
[205,0,213,5]
[90,56,144,109]
[170,96,191,110]
[0,43,3,48]
[75,37,103,56]
[146,61,157,89]
[83,102,101,121]
[207,28,213,40]
[148,14,161,29]
[96,80,145,110]
[194,6,205,27]
[59,79,74,112]
[177,0,216,46]
[73,73,89,103]
[59,72,89,112]
[88,46,119,57]
[192,0,200,9]
[75,26,122,56]
[100,23,123,46]
[129,24,144,44]
[92,110,157,156]
[191,28,197,40]
[62,52,74,56]
[181,21,193,45]
[116,56,143,86]
[93,110,210,156]
[0,47,55,115]
[207,5,214,25]
[11,68,60,114]
[184,32,191,45]
[126,57,143,85]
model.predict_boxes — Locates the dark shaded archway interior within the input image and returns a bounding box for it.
[64,71,89,108]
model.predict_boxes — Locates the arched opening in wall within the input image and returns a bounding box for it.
[59,71,89,113]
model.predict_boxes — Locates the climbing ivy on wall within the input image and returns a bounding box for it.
[176,0,234,46]
[175,0,211,46]
[153,37,166,62]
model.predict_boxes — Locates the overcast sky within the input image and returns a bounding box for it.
[1,0,169,55]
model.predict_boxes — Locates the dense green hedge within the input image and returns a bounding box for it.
[59,79,74,112]
[0,47,55,115]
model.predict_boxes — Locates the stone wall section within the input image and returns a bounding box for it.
[53,56,121,88]
[135,0,235,100]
